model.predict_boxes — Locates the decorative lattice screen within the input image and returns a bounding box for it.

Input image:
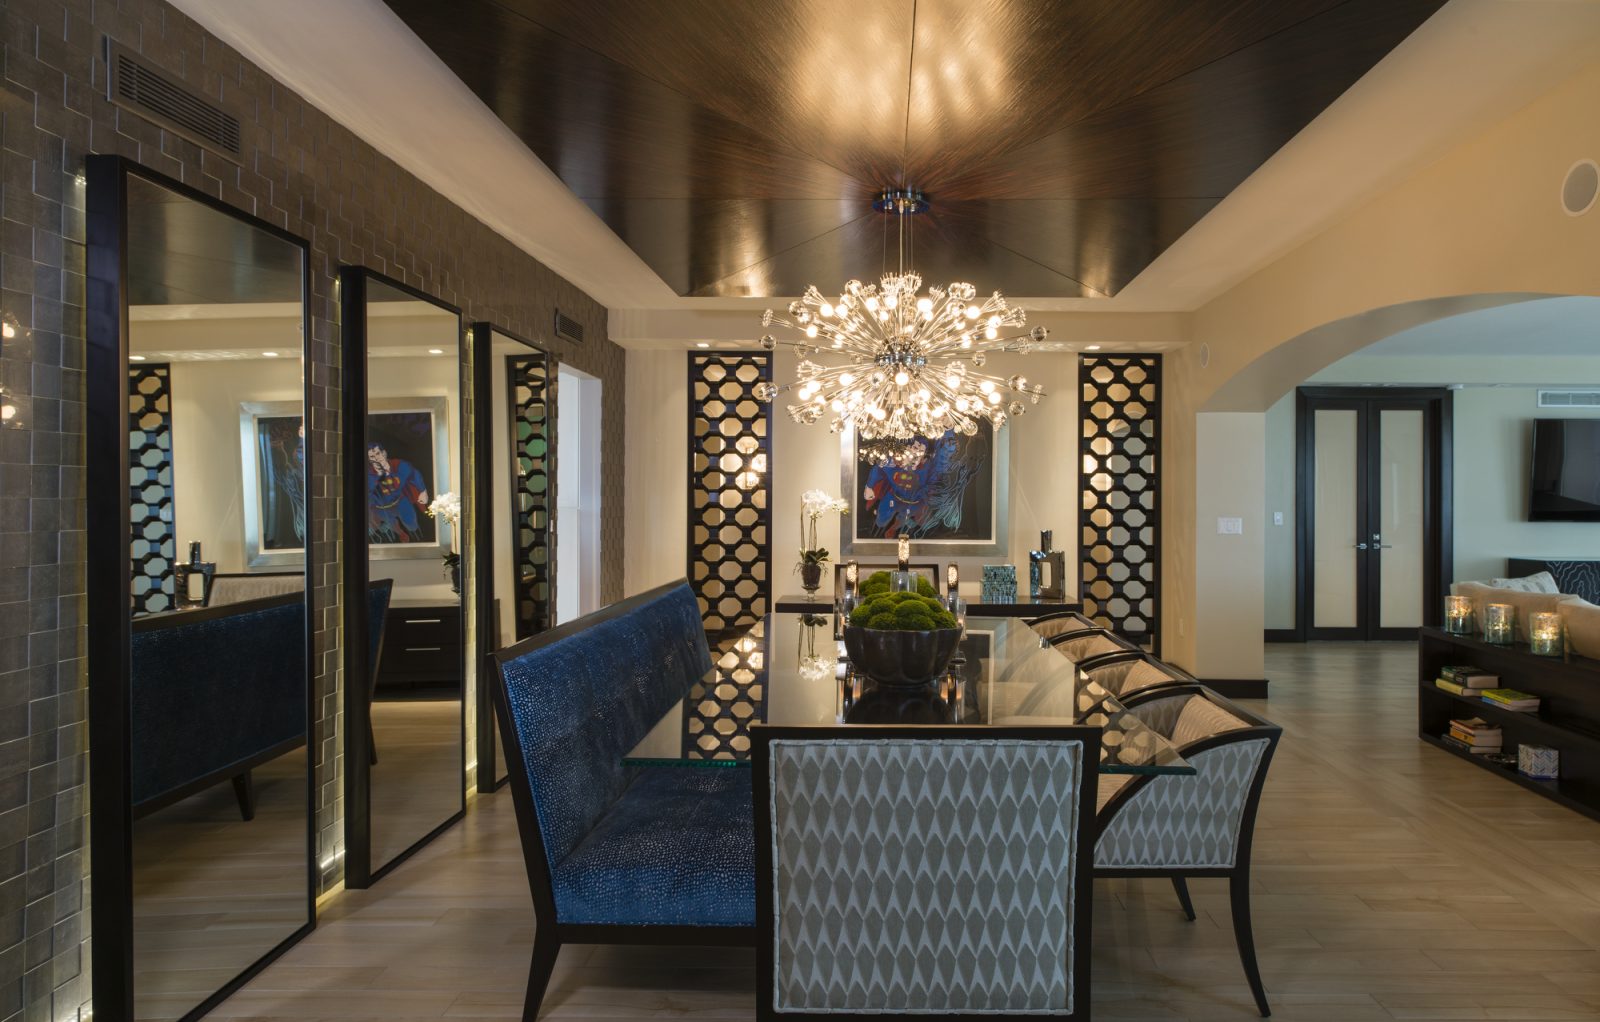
[683,629,769,760]
[687,352,771,632]
[129,363,175,616]
[508,353,554,640]
[1080,354,1160,649]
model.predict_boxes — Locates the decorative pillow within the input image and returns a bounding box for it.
[1486,571,1560,594]
[1558,598,1600,659]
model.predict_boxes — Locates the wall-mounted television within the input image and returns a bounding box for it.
[1530,418,1600,522]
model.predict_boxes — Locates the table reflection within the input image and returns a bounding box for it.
[630,613,1192,775]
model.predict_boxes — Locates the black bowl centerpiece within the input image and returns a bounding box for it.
[842,585,961,689]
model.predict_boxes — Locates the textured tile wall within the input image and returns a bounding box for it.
[0,1,626,1018]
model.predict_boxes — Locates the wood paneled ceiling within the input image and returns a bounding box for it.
[384,0,1446,299]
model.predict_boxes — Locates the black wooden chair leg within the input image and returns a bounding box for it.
[522,932,561,1021]
[231,770,256,821]
[1230,872,1270,1017]
[1171,876,1196,921]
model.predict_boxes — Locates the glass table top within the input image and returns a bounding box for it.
[627,613,1194,775]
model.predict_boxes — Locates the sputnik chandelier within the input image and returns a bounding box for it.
[756,189,1046,457]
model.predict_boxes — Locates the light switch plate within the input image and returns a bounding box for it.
[1217,516,1244,535]
[1273,511,1284,526]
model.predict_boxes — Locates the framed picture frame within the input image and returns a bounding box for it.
[835,561,941,595]
[239,401,307,569]
[363,396,452,560]
[839,421,1010,558]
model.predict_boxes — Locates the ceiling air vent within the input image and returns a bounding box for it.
[106,39,242,163]
[554,310,584,344]
[1537,389,1600,408]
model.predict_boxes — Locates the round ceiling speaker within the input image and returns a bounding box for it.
[1561,159,1598,216]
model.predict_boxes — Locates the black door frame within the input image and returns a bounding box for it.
[1295,387,1453,641]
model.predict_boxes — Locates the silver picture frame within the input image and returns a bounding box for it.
[239,400,307,570]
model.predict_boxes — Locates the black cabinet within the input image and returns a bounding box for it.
[377,601,464,695]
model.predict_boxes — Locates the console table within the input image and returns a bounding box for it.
[376,599,464,695]
[772,592,1080,618]
[1417,627,1600,822]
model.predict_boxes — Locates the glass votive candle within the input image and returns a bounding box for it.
[1530,611,1562,656]
[1483,603,1514,645]
[1444,595,1473,635]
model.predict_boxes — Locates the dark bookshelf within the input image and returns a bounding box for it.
[1418,627,1600,823]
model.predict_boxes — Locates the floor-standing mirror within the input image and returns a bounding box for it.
[470,325,555,792]
[86,156,315,1021]
[341,270,466,885]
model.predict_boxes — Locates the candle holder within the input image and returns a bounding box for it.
[1443,595,1473,636]
[1483,603,1514,645]
[891,536,916,592]
[1530,611,1562,657]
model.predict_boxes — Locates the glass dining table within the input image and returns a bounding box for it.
[627,612,1194,776]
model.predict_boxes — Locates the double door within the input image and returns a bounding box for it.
[1297,388,1451,641]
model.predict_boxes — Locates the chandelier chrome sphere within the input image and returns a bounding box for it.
[756,190,1046,453]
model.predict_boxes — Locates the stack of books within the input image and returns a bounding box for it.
[1481,688,1541,712]
[1435,665,1498,697]
[1442,716,1502,755]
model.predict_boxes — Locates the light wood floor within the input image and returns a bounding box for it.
[204,642,1600,1021]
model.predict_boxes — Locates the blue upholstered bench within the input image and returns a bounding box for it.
[490,580,755,1020]
[131,592,307,821]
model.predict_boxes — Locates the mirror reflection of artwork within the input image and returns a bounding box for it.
[241,401,310,568]
[853,423,995,542]
[256,415,306,550]
[366,409,439,546]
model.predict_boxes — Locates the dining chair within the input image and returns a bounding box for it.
[1028,610,1100,639]
[753,725,1099,1021]
[1079,651,1194,700]
[1048,627,1138,663]
[1095,685,1281,1018]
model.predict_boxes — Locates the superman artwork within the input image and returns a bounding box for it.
[365,411,439,545]
[854,424,994,542]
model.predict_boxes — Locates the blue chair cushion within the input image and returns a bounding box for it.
[551,766,755,927]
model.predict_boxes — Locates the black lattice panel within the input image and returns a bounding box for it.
[688,353,771,632]
[683,628,769,760]
[129,363,175,616]
[508,354,554,640]
[1081,355,1160,648]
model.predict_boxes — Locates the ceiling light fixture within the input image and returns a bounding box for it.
[695,342,710,348]
[263,351,280,358]
[758,189,1044,460]
[427,348,444,355]
[129,354,147,361]
[1084,344,1101,351]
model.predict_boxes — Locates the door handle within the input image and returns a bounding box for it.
[1353,543,1368,550]
[1377,544,1394,550]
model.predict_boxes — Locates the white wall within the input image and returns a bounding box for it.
[1194,413,1266,678]
[1263,355,1600,629]
[623,346,1083,604]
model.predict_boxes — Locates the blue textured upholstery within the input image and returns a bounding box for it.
[553,767,755,926]
[131,597,305,809]
[497,582,725,927]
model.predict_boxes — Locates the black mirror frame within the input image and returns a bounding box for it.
[339,267,468,888]
[468,323,558,794]
[85,154,318,1022]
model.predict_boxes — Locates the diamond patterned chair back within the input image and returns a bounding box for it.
[753,725,1099,1021]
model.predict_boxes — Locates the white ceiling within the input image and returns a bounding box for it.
[174,0,1600,344]
[1359,295,1600,357]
